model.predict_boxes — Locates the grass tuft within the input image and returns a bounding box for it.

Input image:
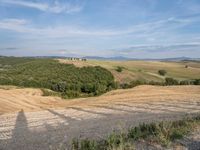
[70,114,200,149]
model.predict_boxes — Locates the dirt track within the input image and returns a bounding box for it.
[0,85,200,149]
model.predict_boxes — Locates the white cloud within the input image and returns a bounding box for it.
[0,18,29,32]
[107,43,200,59]
[0,18,27,25]
[0,15,199,53]
[0,16,196,38]
[0,0,83,14]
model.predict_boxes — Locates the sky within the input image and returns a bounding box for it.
[0,0,200,58]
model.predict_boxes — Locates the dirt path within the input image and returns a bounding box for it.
[0,85,200,149]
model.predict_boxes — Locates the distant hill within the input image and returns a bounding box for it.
[83,56,134,61]
[1,55,200,61]
[161,57,200,61]
[83,56,200,61]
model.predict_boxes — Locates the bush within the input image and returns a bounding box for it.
[193,79,200,85]
[158,70,167,76]
[165,78,179,85]
[116,66,123,72]
[81,83,95,94]
[128,123,158,140]
[41,89,61,97]
[108,81,119,90]
[64,90,80,98]
[120,83,130,89]
[120,80,147,89]
[72,138,98,150]
[129,80,146,88]
[179,80,191,85]
[148,81,164,86]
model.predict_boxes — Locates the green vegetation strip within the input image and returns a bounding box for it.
[120,77,200,89]
[71,114,200,150]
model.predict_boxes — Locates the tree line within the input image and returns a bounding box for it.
[120,78,200,89]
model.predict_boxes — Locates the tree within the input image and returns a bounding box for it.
[180,80,190,85]
[158,70,167,76]
[193,79,200,85]
[165,78,179,85]
[116,66,123,72]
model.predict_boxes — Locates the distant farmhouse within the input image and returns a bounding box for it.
[66,57,87,61]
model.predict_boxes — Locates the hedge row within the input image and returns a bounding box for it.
[120,78,200,89]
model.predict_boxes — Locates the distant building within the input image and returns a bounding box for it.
[66,57,87,61]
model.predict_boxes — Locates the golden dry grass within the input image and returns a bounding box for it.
[0,85,200,114]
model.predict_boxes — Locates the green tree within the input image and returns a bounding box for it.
[158,70,167,76]
[165,78,179,85]
[116,66,123,72]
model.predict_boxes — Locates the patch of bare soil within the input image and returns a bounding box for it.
[0,85,200,149]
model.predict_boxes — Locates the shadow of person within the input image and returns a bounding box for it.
[8,109,30,149]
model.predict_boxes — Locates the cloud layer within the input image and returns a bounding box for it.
[0,0,83,13]
[0,16,198,38]
[0,0,200,58]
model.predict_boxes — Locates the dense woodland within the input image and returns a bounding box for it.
[0,57,116,98]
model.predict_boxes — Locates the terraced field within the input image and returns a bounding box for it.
[0,85,200,149]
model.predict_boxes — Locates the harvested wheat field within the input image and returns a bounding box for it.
[0,85,200,149]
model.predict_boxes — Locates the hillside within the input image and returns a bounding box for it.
[58,59,200,83]
[0,57,115,98]
[0,85,200,113]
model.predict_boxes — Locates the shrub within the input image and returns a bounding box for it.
[71,139,98,150]
[94,83,108,95]
[165,78,179,85]
[179,80,191,85]
[41,89,61,97]
[116,66,123,72]
[81,83,95,94]
[120,83,130,89]
[158,70,167,76]
[193,79,200,85]
[108,81,119,90]
[128,123,158,140]
[80,139,97,150]
[64,90,80,98]
[148,81,164,86]
[120,80,147,89]
[129,80,146,88]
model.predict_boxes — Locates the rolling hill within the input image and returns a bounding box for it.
[58,59,200,83]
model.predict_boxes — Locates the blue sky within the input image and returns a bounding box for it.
[0,0,200,58]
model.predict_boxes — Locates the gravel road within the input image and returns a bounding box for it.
[0,103,200,149]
